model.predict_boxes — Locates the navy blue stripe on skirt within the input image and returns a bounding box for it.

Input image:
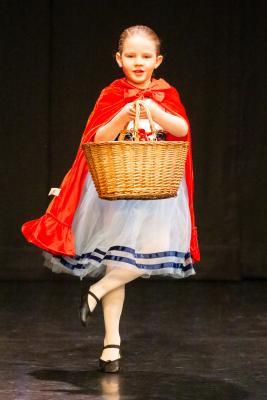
[51,245,194,276]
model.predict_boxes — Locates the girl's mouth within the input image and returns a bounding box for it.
[133,70,144,74]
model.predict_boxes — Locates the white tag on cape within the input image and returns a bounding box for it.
[48,188,61,196]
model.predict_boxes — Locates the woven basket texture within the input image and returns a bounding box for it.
[82,140,189,200]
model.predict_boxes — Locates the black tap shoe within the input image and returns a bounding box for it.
[99,344,121,373]
[79,288,101,328]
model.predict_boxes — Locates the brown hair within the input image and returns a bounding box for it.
[118,25,161,55]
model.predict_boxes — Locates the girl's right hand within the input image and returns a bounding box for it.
[94,101,147,142]
[122,101,136,120]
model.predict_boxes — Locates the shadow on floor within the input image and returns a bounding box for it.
[30,368,249,399]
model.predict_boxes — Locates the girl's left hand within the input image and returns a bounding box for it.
[141,98,161,118]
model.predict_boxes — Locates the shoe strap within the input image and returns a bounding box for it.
[88,290,101,304]
[103,344,120,350]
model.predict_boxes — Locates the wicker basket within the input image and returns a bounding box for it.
[82,101,189,200]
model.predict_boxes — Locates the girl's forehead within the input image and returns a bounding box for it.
[122,34,157,53]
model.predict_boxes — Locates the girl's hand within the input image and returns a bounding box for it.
[142,98,188,137]
[141,98,161,119]
[122,101,136,120]
[122,101,148,120]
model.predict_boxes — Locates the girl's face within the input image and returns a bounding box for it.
[116,34,163,89]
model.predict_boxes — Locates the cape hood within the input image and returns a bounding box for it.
[22,77,200,262]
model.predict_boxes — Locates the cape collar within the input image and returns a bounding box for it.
[112,77,171,103]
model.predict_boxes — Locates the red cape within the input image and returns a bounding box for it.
[22,77,200,262]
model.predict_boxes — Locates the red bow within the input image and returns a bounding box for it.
[124,88,165,102]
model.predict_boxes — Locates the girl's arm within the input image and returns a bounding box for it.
[144,99,188,137]
[94,101,143,142]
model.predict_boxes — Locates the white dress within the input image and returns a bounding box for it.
[43,119,196,280]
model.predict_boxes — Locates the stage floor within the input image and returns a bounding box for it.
[0,279,266,399]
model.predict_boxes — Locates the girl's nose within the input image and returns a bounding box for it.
[134,57,143,65]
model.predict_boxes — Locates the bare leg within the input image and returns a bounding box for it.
[100,284,125,362]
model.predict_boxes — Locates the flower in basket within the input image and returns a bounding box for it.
[138,128,148,141]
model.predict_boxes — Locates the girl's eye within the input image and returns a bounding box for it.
[124,54,152,59]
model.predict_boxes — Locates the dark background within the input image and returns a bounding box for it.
[0,0,266,280]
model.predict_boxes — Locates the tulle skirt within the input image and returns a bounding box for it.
[44,172,196,280]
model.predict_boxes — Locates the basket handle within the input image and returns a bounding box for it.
[133,100,156,140]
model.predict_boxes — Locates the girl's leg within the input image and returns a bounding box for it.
[100,284,125,362]
[87,266,143,312]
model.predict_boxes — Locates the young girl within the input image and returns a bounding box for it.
[22,25,200,373]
